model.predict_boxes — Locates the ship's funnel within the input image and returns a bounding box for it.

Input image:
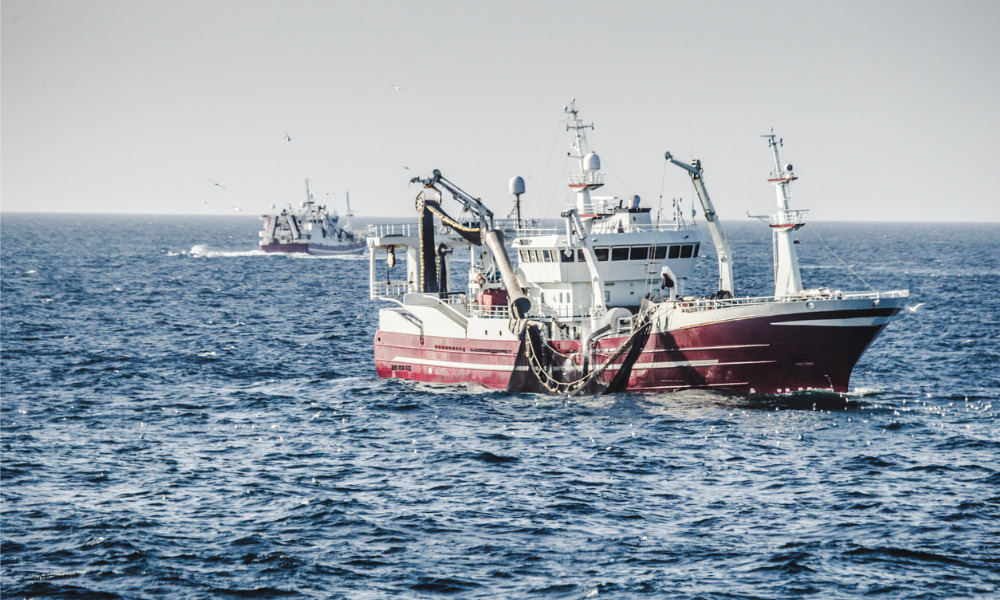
[483,229,530,320]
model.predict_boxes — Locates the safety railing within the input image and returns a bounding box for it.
[589,221,697,234]
[567,172,605,187]
[673,289,909,313]
[368,223,416,238]
[469,304,511,319]
[514,227,562,238]
[533,302,599,321]
[769,210,808,228]
[371,281,411,299]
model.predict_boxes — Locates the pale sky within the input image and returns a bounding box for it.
[3,0,999,222]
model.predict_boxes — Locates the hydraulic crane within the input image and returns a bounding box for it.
[664,152,735,297]
[409,170,530,320]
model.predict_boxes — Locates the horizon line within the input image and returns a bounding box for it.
[2,210,999,225]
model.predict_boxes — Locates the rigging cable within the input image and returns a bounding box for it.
[538,121,569,219]
[805,225,876,292]
[600,157,638,198]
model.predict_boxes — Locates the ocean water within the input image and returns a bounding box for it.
[2,213,998,599]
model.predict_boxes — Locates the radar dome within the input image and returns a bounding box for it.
[584,152,601,172]
[509,175,525,196]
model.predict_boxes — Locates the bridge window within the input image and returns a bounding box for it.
[630,246,649,260]
[612,247,629,261]
[693,243,700,257]
[560,249,574,262]
[577,249,586,262]
[594,248,609,261]
[520,250,529,262]
[653,246,667,259]
[668,245,681,259]
[542,249,553,262]
[680,245,693,259]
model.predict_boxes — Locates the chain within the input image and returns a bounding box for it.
[522,307,653,395]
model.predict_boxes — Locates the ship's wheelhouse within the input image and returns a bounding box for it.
[512,227,701,312]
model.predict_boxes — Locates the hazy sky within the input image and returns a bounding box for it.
[3,0,998,222]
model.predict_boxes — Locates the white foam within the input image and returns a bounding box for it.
[847,387,883,397]
[182,244,266,258]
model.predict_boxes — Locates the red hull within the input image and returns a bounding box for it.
[617,307,898,394]
[374,306,900,394]
[374,332,521,390]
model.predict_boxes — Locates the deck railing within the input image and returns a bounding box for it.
[368,223,416,238]
[515,227,562,238]
[589,221,696,235]
[368,219,542,238]
[470,304,511,319]
[371,281,411,298]
[514,222,695,238]
[674,289,910,313]
[769,210,808,228]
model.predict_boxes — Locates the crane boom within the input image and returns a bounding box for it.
[410,169,494,230]
[664,152,734,296]
[410,170,528,319]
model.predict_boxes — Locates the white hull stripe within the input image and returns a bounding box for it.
[638,381,751,390]
[638,359,719,369]
[390,356,774,373]
[391,356,513,372]
[771,316,892,327]
[633,359,775,370]
[638,343,770,356]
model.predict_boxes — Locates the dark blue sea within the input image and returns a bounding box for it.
[2,213,998,599]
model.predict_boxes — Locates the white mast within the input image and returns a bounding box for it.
[564,99,604,222]
[344,190,353,232]
[758,132,806,297]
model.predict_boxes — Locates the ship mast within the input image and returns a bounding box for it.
[757,132,806,297]
[564,99,604,223]
[344,190,353,232]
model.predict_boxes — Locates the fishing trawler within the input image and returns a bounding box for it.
[368,101,908,394]
[259,180,365,256]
